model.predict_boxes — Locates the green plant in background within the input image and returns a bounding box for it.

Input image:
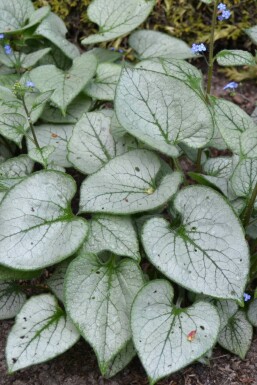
[1,0,257,384]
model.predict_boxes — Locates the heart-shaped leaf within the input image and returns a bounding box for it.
[65,252,144,374]
[129,30,194,60]
[0,0,50,34]
[27,124,74,168]
[34,12,80,59]
[68,111,138,175]
[131,280,220,384]
[6,294,80,372]
[0,171,88,270]
[0,281,26,320]
[82,0,155,44]
[85,63,122,101]
[115,68,213,157]
[83,214,140,260]
[218,310,253,359]
[79,149,182,215]
[216,50,256,66]
[142,186,249,299]
[30,53,97,113]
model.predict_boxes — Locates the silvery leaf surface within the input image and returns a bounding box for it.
[82,214,140,261]
[129,30,194,60]
[0,171,88,270]
[142,186,249,299]
[34,12,80,59]
[65,252,144,374]
[216,50,256,66]
[6,294,80,372]
[0,281,26,320]
[27,124,74,168]
[85,63,122,101]
[79,149,182,215]
[131,280,220,384]
[218,310,253,359]
[30,53,97,113]
[68,110,138,174]
[115,68,213,157]
[82,0,155,44]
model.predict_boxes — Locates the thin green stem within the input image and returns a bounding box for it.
[173,158,188,185]
[21,97,41,151]
[242,183,257,228]
[206,0,219,98]
[196,0,218,171]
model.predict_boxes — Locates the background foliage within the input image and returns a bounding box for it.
[34,0,257,46]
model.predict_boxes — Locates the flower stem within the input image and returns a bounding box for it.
[206,0,219,98]
[173,158,188,185]
[242,183,257,228]
[196,0,218,172]
[21,97,41,151]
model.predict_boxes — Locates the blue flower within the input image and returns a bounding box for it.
[0,33,4,39]
[218,9,231,20]
[26,81,35,88]
[118,49,124,53]
[4,44,12,55]
[243,293,251,302]
[191,43,207,54]
[223,81,238,90]
[109,47,115,51]
[217,3,227,11]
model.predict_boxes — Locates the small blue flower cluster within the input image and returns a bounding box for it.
[26,81,35,88]
[217,3,231,21]
[4,44,12,55]
[223,81,238,91]
[243,293,251,302]
[109,47,124,53]
[0,33,4,39]
[191,43,207,54]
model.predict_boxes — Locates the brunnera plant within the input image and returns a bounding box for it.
[0,0,257,383]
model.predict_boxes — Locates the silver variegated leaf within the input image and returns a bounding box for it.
[0,281,26,320]
[27,124,74,168]
[131,280,220,384]
[65,252,144,374]
[6,294,80,372]
[0,171,88,270]
[79,149,182,214]
[129,30,194,60]
[115,68,213,157]
[218,310,253,359]
[142,186,249,299]
[30,53,97,113]
[68,110,138,174]
[216,50,256,66]
[34,12,80,59]
[85,63,122,101]
[82,0,155,44]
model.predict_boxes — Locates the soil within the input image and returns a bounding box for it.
[1,69,257,385]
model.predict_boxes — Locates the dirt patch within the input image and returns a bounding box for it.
[1,320,257,385]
